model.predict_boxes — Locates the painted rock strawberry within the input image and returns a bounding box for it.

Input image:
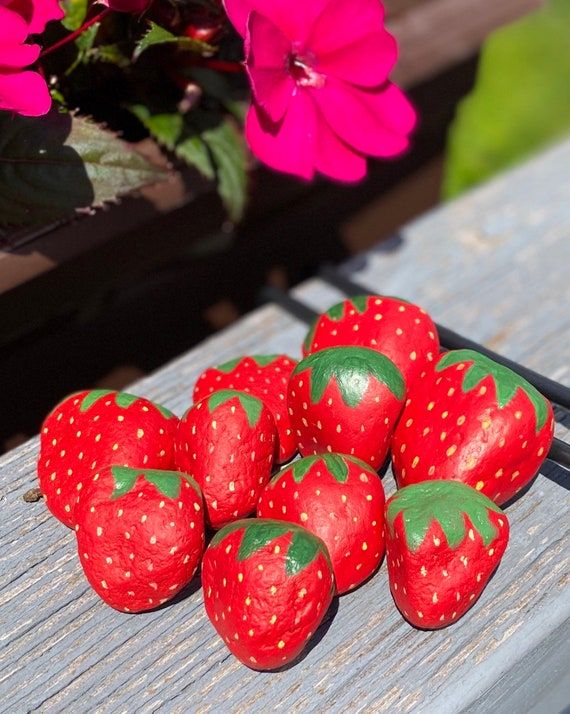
[175,389,277,528]
[202,519,335,670]
[288,346,405,467]
[392,349,555,505]
[258,453,385,593]
[385,480,509,628]
[193,355,298,463]
[75,465,205,612]
[303,295,439,388]
[38,390,178,527]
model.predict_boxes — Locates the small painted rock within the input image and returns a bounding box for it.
[175,390,277,529]
[385,480,509,629]
[392,349,555,505]
[75,465,205,612]
[258,454,385,593]
[193,355,298,463]
[38,390,178,527]
[303,295,439,388]
[202,519,335,670]
[288,346,405,468]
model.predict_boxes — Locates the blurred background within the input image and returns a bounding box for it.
[0,0,568,452]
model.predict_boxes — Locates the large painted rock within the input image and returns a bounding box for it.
[392,349,555,505]
[38,390,178,527]
[385,480,509,629]
[303,295,439,388]
[193,354,298,463]
[175,389,277,528]
[288,346,405,468]
[202,519,335,670]
[258,454,385,594]
[75,466,205,612]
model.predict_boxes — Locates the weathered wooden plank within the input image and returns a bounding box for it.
[1,141,569,713]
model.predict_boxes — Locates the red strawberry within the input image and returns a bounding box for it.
[202,518,334,670]
[303,295,439,388]
[288,346,405,467]
[193,354,298,463]
[258,453,385,593]
[385,480,509,628]
[175,389,277,528]
[392,349,555,505]
[75,465,205,612]
[38,390,178,527]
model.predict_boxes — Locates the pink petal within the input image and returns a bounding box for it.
[0,69,51,116]
[0,42,39,68]
[0,6,29,44]
[3,0,64,34]
[246,93,317,180]
[308,0,386,54]
[314,113,367,182]
[245,11,294,122]
[313,78,416,157]
[224,0,330,41]
[315,29,397,87]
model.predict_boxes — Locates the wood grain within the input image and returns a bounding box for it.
[1,140,569,712]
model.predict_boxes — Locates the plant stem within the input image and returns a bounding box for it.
[40,9,112,59]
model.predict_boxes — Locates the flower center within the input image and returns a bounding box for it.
[287,53,325,89]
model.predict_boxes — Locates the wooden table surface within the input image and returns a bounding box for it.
[1,141,569,713]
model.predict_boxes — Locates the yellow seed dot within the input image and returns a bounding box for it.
[475,481,484,491]
[428,466,436,476]
[446,445,457,457]
[481,418,492,430]
[277,640,285,649]
[412,456,419,468]
[270,615,277,625]
[457,415,466,426]
[427,402,435,411]
[300,512,308,522]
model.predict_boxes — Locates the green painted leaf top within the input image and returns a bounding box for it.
[210,520,327,576]
[277,454,372,485]
[387,481,503,551]
[216,354,280,374]
[436,349,549,431]
[79,390,174,419]
[110,466,200,500]
[293,346,405,407]
[133,22,214,61]
[325,295,371,322]
[207,389,263,428]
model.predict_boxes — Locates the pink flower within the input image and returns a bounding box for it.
[0,6,51,116]
[224,0,416,181]
[101,0,151,14]
[1,0,64,35]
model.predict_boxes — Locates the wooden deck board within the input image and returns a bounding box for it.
[1,141,569,712]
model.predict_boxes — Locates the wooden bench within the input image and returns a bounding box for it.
[1,138,569,711]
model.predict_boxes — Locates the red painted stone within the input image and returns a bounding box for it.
[392,349,555,505]
[193,354,298,463]
[385,480,509,629]
[38,390,178,527]
[303,295,439,388]
[175,389,277,528]
[258,454,385,593]
[202,519,335,670]
[288,346,405,468]
[75,465,205,612]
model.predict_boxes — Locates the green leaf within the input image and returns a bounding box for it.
[251,355,280,367]
[216,356,243,373]
[61,0,87,30]
[153,402,175,420]
[202,118,248,222]
[114,393,138,409]
[324,454,349,483]
[110,466,198,500]
[237,521,290,560]
[285,530,321,576]
[134,22,214,60]
[293,346,405,407]
[326,302,346,321]
[436,349,549,431]
[290,456,319,483]
[387,480,504,551]
[0,110,169,227]
[443,0,570,198]
[91,44,131,68]
[207,389,263,427]
[350,296,370,314]
[79,389,114,412]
